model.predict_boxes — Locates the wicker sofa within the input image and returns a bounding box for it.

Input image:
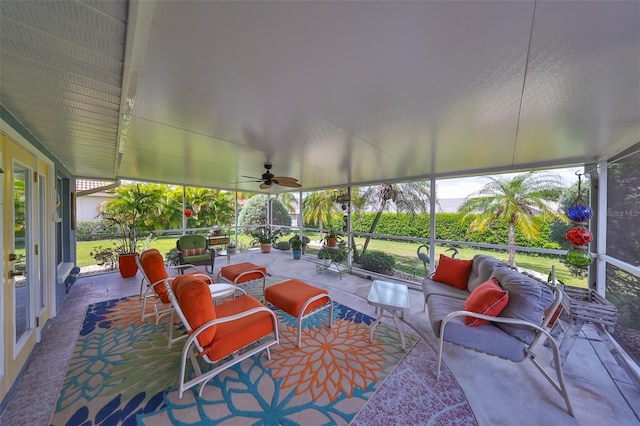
[422,253,574,416]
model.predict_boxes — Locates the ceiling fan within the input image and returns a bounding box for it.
[241,162,301,189]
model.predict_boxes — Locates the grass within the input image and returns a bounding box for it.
[77,234,587,287]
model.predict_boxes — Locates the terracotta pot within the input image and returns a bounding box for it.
[118,253,139,278]
[326,237,337,247]
[260,243,272,253]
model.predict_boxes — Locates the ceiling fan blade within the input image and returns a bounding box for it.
[241,175,262,180]
[276,180,301,188]
[272,176,299,183]
[233,179,262,184]
[259,182,272,189]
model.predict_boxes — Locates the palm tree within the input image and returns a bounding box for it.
[278,192,297,215]
[458,172,564,266]
[302,190,340,230]
[361,181,433,255]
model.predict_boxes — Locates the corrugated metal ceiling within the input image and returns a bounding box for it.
[1,1,638,192]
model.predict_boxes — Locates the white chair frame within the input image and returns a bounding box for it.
[165,282,279,399]
[436,279,574,417]
[136,254,212,324]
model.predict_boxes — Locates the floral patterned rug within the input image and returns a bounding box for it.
[49,279,475,425]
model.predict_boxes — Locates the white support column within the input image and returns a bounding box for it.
[595,161,607,296]
[429,177,436,274]
[181,185,186,234]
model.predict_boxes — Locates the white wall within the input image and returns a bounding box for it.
[76,193,112,221]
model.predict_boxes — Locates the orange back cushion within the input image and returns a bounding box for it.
[432,254,474,290]
[140,249,170,302]
[173,275,217,350]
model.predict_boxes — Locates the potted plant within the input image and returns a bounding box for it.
[226,242,237,255]
[325,228,341,247]
[289,235,303,260]
[300,235,310,254]
[250,226,282,253]
[97,184,155,278]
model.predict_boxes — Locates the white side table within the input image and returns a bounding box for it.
[367,279,410,350]
[208,283,236,302]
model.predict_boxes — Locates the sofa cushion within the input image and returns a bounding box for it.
[182,247,206,257]
[467,254,512,293]
[431,255,473,290]
[491,267,554,344]
[427,294,527,362]
[422,277,470,304]
[464,278,509,326]
[179,234,207,250]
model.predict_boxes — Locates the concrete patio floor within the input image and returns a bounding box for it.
[1,249,639,425]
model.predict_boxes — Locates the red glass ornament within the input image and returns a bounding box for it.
[566,226,593,246]
[184,208,192,218]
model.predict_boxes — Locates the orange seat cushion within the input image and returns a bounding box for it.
[265,279,330,318]
[220,262,267,284]
[208,295,275,360]
[173,275,218,348]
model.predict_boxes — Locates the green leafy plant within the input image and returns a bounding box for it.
[97,184,157,254]
[289,235,303,250]
[89,245,119,269]
[318,246,348,262]
[249,226,282,245]
[359,250,395,275]
[274,241,291,250]
[164,247,180,266]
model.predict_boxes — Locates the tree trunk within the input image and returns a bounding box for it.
[361,200,387,255]
[508,220,517,266]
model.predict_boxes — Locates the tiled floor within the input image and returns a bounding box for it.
[1,249,639,425]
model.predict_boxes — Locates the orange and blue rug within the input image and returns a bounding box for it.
[50,287,476,425]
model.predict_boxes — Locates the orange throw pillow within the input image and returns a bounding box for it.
[464,278,509,326]
[432,254,473,290]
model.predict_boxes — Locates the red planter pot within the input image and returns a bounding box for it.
[118,253,139,278]
[260,243,272,253]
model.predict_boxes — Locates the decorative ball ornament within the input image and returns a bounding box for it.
[566,247,593,267]
[565,172,593,267]
[566,204,593,223]
[566,226,593,246]
[184,208,192,218]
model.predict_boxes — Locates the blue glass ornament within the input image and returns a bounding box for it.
[566,203,593,223]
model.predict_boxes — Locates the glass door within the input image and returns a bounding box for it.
[13,163,31,345]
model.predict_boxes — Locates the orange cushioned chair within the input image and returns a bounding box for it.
[166,274,279,399]
[137,249,234,327]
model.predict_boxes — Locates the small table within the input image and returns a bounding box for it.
[209,283,236,302]
[367,279,410,350]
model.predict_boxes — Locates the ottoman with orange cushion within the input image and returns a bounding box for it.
[264,279,333,347]
[217,262,267,297]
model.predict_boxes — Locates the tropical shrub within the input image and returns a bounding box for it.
[359,250,395,275]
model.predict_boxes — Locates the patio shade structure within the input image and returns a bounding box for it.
[0,0,639,411]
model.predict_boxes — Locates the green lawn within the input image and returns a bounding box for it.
[77,234,586,287]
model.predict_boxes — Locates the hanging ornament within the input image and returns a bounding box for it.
[565,226,593,246]
[565,172,593,267]
[566,247,593,267]
[184,208,192,218]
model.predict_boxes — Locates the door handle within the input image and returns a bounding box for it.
[8,270,24,278]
